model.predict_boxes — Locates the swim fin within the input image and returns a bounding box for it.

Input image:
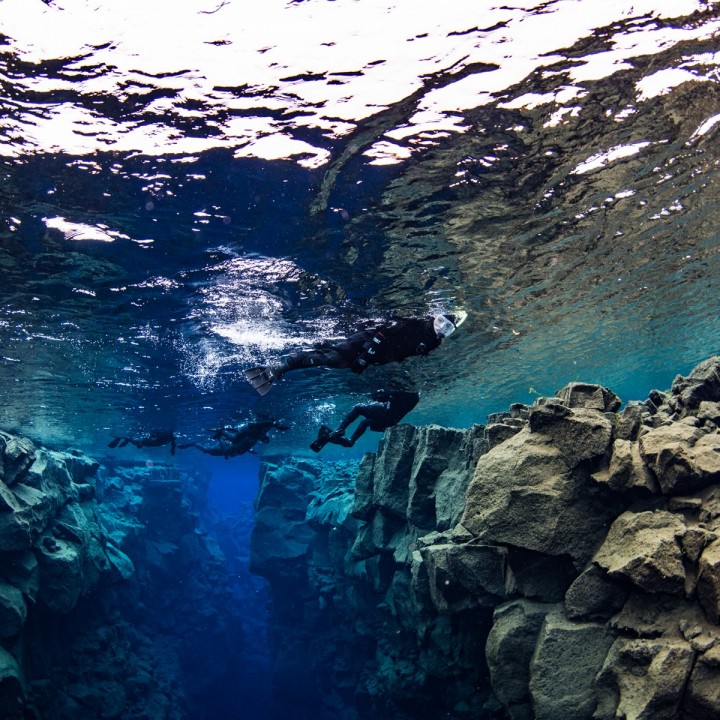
[107,437,120,448]
[310,425,334,453]
[244,366,277,396]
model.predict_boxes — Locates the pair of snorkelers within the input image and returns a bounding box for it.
[244,312,466,452]
[108,419,289,460]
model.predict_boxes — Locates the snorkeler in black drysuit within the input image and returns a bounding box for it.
[244,313,466,396]
[310,388,420,452]
[177,419,289,459]
[108,430,177,455]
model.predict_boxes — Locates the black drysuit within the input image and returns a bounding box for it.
[284,317,441,374]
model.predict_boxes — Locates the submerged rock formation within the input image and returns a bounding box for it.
[0,438,249,720]
[251,356,720,720]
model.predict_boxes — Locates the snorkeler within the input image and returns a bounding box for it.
[108,430,177,455]
[177,419,289,459]
[310,388,419,452]
[244,312,466,396]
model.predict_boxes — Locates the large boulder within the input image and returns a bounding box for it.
[365,424,486,531]
[0,432,36,486]
[350,453,376,520]
[528,401,613,463]
[595,637,695,720]
[639,422,720,495]
[462,422,616,563]
[671,356,720,410]
[485,600,553,720]
[407,426,467,530]
[35,534,85,614]
[685,645,720,719]
[371,425,417,518]
[0,582,26,638]
[421,542,510,612]
[0,646,23,718]
[0,479,61,553]
[593,510,686,595]
[529,608,614,720]
[565,562,628,621]
[592,439,658,494]
[697,538,720,623]
[555,382,621,412]
[0,450,80,553]
[34,501,109,614]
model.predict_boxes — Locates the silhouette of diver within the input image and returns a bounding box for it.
[108,430,177,455]
[244,312,466,396]
[177,419,289,459]
[310,388,420,452]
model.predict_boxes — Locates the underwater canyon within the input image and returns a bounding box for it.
[3,357,720,719]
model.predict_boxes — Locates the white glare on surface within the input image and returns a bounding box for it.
[690,113,720,140]
[1,0,716,163]
[44,216,130,242]
[571,142,653,175]
[636,68,702,100]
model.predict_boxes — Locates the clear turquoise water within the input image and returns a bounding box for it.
[2,2,719,461]
[2,2,720,718]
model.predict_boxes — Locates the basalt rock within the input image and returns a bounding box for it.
[251,356,720,720]
[0,435,248,720]
[593,510,687,596]
[461,407,618,564]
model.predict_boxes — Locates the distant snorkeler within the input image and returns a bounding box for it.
[176,419,289,459]
[107,430,177,455]
[310,388,419,452]
[244,311,467,396]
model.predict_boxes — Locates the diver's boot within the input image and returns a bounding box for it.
[324,430,353,448]
[310,425,332,453]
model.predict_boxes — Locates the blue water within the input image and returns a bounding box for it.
[1,0,720,717]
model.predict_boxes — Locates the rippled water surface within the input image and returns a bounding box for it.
[1,0,719,458]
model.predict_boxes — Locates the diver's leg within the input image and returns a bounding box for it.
[246,344,357,395]
[284,348,348,371]
[328,420,370,447]
[337,405,363,433]
[339,402,386,432]
[347,420,372,445]
[176,443,211,455]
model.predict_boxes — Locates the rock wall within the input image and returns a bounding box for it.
[0,438,249,720]
[251,356,720,720]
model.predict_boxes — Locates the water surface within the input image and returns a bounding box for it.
[1,0,719,459]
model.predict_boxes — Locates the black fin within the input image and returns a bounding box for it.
[244,367,275,396]
[309,425,333,453]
